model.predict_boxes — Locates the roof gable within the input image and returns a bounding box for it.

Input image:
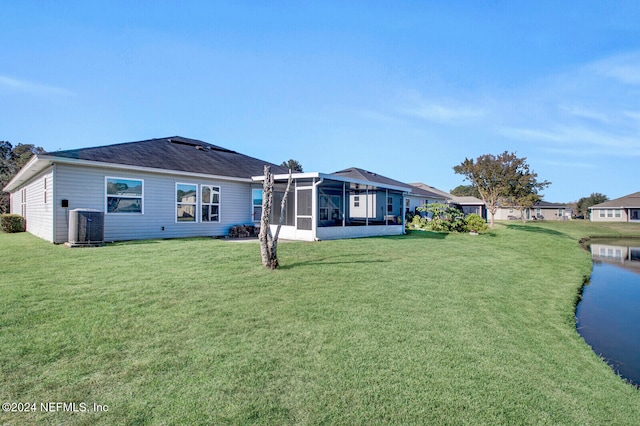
[332,167,412,190]
[46,136,288,179]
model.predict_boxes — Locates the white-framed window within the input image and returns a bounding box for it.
[201,185,220,222]
[106,177,143,214]
[43,177,47,204]
[387,196,393,213]
[319,194,341,221]
[607,209,613,218]
[176,183,197,222]
[252,189,263,222]
[354,195,360,207]
[599,210,605,218]
[615,209,621,218]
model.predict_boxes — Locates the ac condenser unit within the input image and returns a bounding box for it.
[68,209,104,246]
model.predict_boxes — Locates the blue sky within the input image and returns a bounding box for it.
[2,1,640,202]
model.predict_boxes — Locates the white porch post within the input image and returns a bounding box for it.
[366,187,369,226]
[342,181,346,227]
[385,189,388,225]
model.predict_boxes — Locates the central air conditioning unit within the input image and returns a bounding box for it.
[67,209,105,246]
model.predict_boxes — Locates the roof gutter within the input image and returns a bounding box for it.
[4,155,255,193]
[3,155,49,192]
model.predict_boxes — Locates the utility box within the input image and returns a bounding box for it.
[67,209,104,247]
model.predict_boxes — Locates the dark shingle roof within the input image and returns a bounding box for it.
[332,167,412,190]
[590,192,640,209]
[407,183,450,199]
[533,201,568,208]
[46,136,288,179]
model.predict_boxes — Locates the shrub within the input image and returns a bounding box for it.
[407,214,428,230]
[465,213,488,233]
[0,214,25,233]
[417,203,467,232]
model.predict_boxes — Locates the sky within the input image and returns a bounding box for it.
[2,1,640,202]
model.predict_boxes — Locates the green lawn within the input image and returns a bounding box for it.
[1,221,640,425]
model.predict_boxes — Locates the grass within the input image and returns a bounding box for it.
[1,221,640,425]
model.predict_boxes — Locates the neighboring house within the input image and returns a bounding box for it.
[404,185,448,216]
[589,192,640,222]
[493,201,569,221]
[252,167,409,241]
[3,136,289,243]
[409,182,486,218]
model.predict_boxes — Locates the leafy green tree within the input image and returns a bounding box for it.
[280,159,303,172]
[453,151,550,227]
[505,165,550,223]
[576,193,608,218]
[450,184,481,198]
[0,141,45,213]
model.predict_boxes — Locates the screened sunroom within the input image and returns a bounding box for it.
[252,172,408,241]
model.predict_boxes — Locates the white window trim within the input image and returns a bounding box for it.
[176,182,198,223]
[201,184,221,223]
[252,188,263,223]
[105,176,144,215]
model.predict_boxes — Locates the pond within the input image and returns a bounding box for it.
[576,238,640,387]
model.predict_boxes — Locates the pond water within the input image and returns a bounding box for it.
[576,239,640,387]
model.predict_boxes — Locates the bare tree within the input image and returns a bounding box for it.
[259,166,293,269]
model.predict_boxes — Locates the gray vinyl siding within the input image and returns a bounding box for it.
[53,164,254,243]
[14,169,55,241]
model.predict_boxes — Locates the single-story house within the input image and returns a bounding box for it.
[493,201,569,221]
[253,167,409,241]
[4,136,410,243]
[3,136,289,243]
[409,182,487,218]
[589,192,640,222]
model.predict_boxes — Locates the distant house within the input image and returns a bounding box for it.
[4,137,412,243]
[589,192,640,222]
[409,182,486,218]
[493,201,569,221]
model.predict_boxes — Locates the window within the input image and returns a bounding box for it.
[387,196,393,213]
[615,209,621,218]
[201,185,220,222]
[252,189,263,222]
[43,177,47,204]
[319,195,341,222]
[599,210,605,218]
[176,183,197,222]
[106,177,143,214]
[607,209,613,218]
[354,196,360,207]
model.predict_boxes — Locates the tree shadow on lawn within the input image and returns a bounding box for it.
[503,223,570,238]
[391,230,448,240]
[279,257,389,270]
